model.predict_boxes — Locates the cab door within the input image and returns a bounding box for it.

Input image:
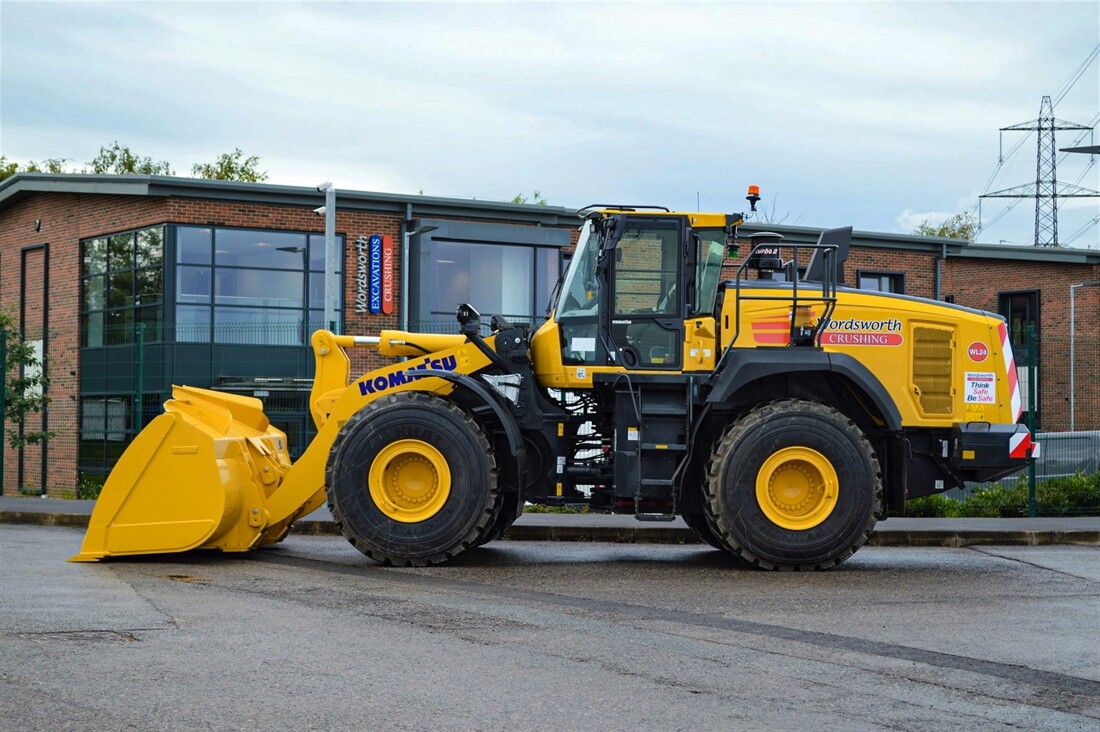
[608,217,684,369]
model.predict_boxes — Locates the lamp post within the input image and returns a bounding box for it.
[316,183,337,333]
[1069,280,1100,431]
[400,221,438,332]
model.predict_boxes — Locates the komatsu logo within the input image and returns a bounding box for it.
[358,355,458,396]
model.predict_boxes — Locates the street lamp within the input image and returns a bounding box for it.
[1069,280,1100,431]
[316,182,337,333]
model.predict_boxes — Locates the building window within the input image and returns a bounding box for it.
[175,226,343,345]
[81,227,164,346]
[998,290,1040,349]
[409,221,567,333]
[78,395,133,477]
[857,270,905,294]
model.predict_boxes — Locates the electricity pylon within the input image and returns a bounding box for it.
[980,96,1096,246]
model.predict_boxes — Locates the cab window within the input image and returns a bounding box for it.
[613,222,680,316]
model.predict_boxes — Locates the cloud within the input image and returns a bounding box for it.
[1,1,1097,246]
[894,208,960,233]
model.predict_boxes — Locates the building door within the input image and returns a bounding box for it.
[18,243,49,494]
[999,290,1040,424]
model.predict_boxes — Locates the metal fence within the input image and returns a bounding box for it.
[942,327,1100,516]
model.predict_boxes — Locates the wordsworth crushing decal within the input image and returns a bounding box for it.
[750,314,904,346]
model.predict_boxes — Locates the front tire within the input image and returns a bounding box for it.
[475,492,522,547]
[704,399,881,570]
[326,392,498,566]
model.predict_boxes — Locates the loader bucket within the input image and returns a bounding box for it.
[69,386,293,562]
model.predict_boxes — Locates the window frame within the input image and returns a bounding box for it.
[408,220,570,333]
[856,269,906,294]
[171,224,345,345]
[997,289,1041,350]
[80,225,166,347]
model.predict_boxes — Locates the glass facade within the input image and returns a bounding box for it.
[175,226,343,344]
[81,226,164,346]
[410,222,564,333]
[79,224,345,478]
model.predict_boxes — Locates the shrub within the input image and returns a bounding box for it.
[77,473,104,500]
[960,483,1029,517]
[905,494,963,518]
[905,472,1099,517]
[1035,473,1100,516]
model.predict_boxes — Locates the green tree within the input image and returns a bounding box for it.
[512,190,548,205]
[4,144,268,182]
[1,310,53,450]
[1,155,73,180]
[26,158,72,173]
[85,141,174,175]
[0,156,17,180]
[913,212,978,242]
[191,148,268,182]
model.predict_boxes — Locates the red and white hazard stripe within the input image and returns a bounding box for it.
[1009,430,1032,459]
[997,321,1022,422]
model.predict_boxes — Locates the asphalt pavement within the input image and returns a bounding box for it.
[2,523,1098,731]
[2,494,1097,546]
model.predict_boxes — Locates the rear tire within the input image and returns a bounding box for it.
[326,392,498,566]
[704,400,881,570]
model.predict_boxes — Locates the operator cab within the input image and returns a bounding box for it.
[551,209,734,370]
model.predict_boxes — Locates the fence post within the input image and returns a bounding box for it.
[0,328,6,494]
[1026,324,1037,518]
[134,323,145,433]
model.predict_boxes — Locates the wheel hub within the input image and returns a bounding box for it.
[369,439,452,523]
[755,446,838,531]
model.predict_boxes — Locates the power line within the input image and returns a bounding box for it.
[1053,44,1100,107]
[979,197,1024,231]
[1056,113,1099,167]
[1070,158,1096,188]
[971,48,1099,227]
[971,132,1033,215]
[1062,215,1099,246]
[979,96,1096,245]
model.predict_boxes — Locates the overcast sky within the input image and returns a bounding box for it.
[2,2,1097,247]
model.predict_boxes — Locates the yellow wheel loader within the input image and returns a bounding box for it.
[71,200,1036,570]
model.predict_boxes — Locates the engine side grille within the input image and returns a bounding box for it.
[913,326,954,416]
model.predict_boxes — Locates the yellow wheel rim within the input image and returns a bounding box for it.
[369,439,451,523]
[755,446,839,531]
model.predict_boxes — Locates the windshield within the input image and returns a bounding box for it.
[555,220,601,319]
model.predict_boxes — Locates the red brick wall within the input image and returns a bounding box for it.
[1,192,574,494]
[944,256,1100,430]
[719,246,938,296]
[848,247,937,297]
[2,194,177,495]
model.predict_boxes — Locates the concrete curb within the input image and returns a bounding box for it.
[4,508,1098,547]
[1,511,92,529]
[867,529,1100,547]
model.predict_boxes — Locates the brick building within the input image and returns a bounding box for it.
[2,174,1097,495]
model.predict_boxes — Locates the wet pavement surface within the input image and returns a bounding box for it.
[2,525,1098,731]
